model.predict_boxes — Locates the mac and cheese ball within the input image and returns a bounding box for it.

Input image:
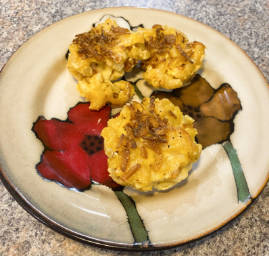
[101,97,202,191]
[141,25,205,89]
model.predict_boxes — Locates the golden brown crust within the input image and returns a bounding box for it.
[73,25,130,61]
[126,99,168,143]
[115,97,171,171]
[144,31,176,52]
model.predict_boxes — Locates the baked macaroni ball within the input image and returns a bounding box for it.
[67,19,148,110]
[101,97,202,191]
[141,25,205,89]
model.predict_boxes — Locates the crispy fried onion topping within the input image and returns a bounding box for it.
[117,97,168,173]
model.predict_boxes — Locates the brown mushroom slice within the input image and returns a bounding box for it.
[153,75,214,113]
[175,74,215,107]
[200,84,242,121]
[194,117,232,148]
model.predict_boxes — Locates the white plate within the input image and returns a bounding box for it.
[0,7,268,250]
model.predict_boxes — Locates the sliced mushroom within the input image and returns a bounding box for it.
[194,117,232,148]
[200,83,242,121]
[176,74,215,107]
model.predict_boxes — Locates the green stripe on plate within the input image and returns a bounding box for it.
[223,141,251,203]
[114,191,149,244]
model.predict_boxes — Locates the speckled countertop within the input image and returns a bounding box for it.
[0,0,269,255]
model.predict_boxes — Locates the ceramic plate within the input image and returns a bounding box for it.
[0,7,269,250]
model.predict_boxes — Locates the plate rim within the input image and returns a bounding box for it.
[0,6,268,251]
